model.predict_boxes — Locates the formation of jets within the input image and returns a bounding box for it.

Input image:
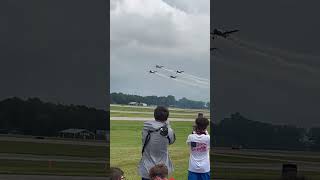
[211,28,239,40]
[149,65,183,79]
[211,28,239,52]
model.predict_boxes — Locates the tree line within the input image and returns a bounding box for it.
[0,97,108,136]
[212,112,320,151]
[1,97,320,150]
[110,92,210,109]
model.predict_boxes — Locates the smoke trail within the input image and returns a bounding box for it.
[162,67,209,82]
[154,72,171,79]
[183,73,209,82]
[179,75,210,85]
[174,78,209,89]
[162,67,175,73]
[154,72,209,89]
[231,37,320,61]
[228,37,318,74]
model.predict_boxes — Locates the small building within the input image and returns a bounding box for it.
[128,102,147,106]
[59,128,95,140]
[128,102,138,106]
[95,130,108,140]
[8,129,23,135]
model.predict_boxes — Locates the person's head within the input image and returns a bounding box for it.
[149,164,168,180]
[198,113,204,118]
[195,117,209,132]
[154,106,169,122]
[110,167,125,180]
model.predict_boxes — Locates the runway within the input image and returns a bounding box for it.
[0,136,108,147]
[0,175,108,180]
[111,110,210,116]
[214,162,320,172]
[212,148,320,173]
[0,153,106,164]
[213,148,320,159]
[110,117,207,121]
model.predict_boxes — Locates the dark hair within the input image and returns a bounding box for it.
[154,106,169,122]
[198,113,204,118]
[110,167,124,180]
[195,117,209,131]
[149,164,168,180]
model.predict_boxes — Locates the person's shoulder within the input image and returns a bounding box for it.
[187,133,195,141]
[197,134,210,142]
[205,134,210,140]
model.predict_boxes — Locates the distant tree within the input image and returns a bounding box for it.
[206,102,210,109]
[309,127,320,150]
[0,97,108,137]
[214,112,305,150]
[110,92,207,109]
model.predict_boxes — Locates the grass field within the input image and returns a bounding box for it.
[110,120,285,180]
[0,141,108,159]
[110,119,320,180]
[212,168,320,180]
[110,120,199,180]
[0,140,108,176]
[0,160,107,176]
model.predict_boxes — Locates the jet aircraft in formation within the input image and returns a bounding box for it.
[211,28,239,40]
[211,28,239,52]
[151,65,183,79]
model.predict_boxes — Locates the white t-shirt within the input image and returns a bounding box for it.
[186,133,210,173]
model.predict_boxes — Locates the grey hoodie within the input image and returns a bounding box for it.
[138,120,176,178]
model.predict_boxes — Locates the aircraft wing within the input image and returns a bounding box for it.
[225,29,239,34]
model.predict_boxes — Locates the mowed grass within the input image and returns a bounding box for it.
[111,104,210,114]
[0,141,108,159]
[213,168,280,180]
[213,168,320,180]
[212,154,281,164]
[214,153,320,163]
[110,120,198,180]
[0,160,107,176]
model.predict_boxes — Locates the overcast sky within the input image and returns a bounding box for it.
[0,0,108,110]
[110,0,210,102]
[212,0,320,127]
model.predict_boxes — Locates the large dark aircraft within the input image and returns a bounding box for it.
[170,75,177,78]
[176,70,184,73]
[156,65,164,68]
[212,28,239,38]
[149,70,157,73]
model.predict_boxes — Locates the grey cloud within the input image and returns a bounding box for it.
[111,13,179,49]
[162,0,210,15]
[111,0,210,101]
[212,0,320,127]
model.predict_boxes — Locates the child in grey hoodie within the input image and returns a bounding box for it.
[138,106,176,180]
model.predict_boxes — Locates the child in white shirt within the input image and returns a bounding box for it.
[186,117,210,180]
